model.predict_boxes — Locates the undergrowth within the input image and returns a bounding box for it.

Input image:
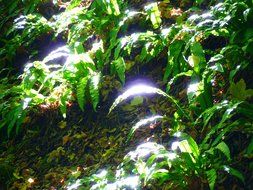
[0,0,253,189]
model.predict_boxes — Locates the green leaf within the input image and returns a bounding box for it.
[112,57,126,83]
[246,137,253,155]
[223,166,245,184]
[187,80,204,103]
[166,70,193,92]
[229,79,253,101]
[128,115,164,141]
[206,169,217,190]
[163,40,185,82]
[215,141,231,160]
[108,85,187,118]
[190,42,206,73]
[77,77,89,111]
[89,72,100,110]
[145,3,162,29]
[130,96,144,106]
[178,140,193,153]
[60,89,71,118]
[203,101,241,146]
[187,136,200,158]
[110,0,120,16]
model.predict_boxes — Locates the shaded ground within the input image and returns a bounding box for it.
[0,61,175,189]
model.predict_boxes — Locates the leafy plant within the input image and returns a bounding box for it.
[104,84,245,189]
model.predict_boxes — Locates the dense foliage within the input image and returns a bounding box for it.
[0,0,253,189]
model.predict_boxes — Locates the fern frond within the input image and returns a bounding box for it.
[128,115,164,142]
[108,84,188,119]
[89,72,100,111]
[77,77,89,111]
[112,57,126,83]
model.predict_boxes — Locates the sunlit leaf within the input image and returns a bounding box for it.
[128,115,164,141]
[60,89,72,118]
[145,3,162,29]
[215,141,231,160]
[187,80,203,102]
[77,77,89,111]
[188,54,200,68]
[89,72,100,110]
[108,85,187,118]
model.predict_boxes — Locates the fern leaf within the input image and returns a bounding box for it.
[206,169,217,190]
[128,115,164,141]
[60,89,71,118]
[112,57,126,83]
[77,77,89,111]
[108,84,187,119]
[89,72,100,111]
[145,3,161,29]
[109,85,163,114]
[215,141,231,160]
[223,166,245,184]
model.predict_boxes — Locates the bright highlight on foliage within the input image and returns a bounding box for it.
[109,84,160,113]
[128,115,164,141]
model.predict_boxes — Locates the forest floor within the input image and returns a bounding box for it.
[0,63,174,189]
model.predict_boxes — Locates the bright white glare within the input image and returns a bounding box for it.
[126,10,139,17]
[64,53,94,72]
[23,98,32,110]
[67,179,81,190]
[226,108,233,115]
[91,40,103,52]
[120,37,129,47]
[214,3,225,12]
[216,100,229,109]
[167,152,177,160]
[129,142,165,159]
[173,132,183,138]
[131,33,140,43]
[144,2,156,11]
[109,84,166,114]
[124,84,157,97]
[96,170,107,178]
[43,46,70,64]
[201,12,212,19]
[171,141,180,151]
[119,10,140,26]
[132,115,163,134]
[14,15,27,29]
[28,178,34,183]
[197,19,213,27]
[187,82,200,94]
[222,100,228,105]
[161,28,171,37]
[23,62,33,73]
[223,166,230,172]
[188,14,199,22]
[120,176,139,189]
[91,73,100,88]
